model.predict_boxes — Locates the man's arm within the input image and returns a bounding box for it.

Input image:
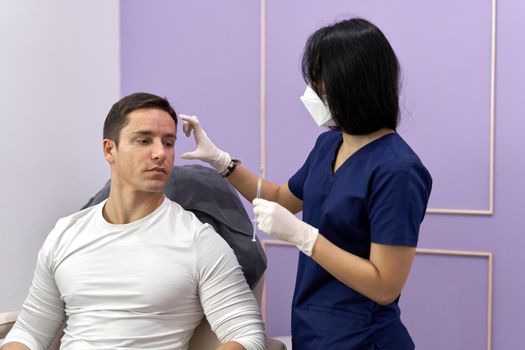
[195,226,266,350]
[2,237,66,350]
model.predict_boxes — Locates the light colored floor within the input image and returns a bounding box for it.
[273,336,292,350]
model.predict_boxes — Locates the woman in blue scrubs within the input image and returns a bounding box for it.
[181,18,432,350]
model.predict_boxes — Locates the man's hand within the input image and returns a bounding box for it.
[253,198,319,256]
[179,114,231,173]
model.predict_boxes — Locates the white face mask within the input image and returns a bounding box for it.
[299,85,336,127]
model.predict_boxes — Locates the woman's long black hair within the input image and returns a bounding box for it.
[302,18,400,135]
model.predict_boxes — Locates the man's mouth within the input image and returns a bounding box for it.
[148,167,167,174]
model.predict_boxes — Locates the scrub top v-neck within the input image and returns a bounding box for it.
[288,129,432,349]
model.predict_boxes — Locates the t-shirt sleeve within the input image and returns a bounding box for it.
[368,161,432,247]
[3,233,66,349]
[194,225,266,350]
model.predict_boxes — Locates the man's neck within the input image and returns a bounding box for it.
[103,188,165,225]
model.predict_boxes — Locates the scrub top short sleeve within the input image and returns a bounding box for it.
[368,161,432,247]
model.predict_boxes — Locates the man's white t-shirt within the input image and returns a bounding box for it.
[4,197,265,349]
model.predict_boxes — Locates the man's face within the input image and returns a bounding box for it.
[104,108,176,194]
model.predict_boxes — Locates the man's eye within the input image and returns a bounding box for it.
[164,138,175,147]
[137,139,151,145]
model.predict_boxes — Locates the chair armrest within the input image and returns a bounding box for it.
[0,311,19,339]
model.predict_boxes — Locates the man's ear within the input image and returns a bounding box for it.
[103,139,116,163]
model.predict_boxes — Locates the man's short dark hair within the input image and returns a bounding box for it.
[103,92,178,144]
[301,18,400,135]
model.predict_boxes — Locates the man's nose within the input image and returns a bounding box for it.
[151,140,166,161]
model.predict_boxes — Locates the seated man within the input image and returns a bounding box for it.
[1,93,266,350]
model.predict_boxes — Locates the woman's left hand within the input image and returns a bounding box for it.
[253,198,318,256]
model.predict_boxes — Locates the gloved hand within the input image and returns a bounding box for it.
[253,198,319,256]
[179,114,231,173]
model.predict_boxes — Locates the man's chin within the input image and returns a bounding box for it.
[141,181,167,193]
[146,186,166,193]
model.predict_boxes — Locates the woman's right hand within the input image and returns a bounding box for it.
[179,114,231,173]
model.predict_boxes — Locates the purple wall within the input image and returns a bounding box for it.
[121,0,525,348]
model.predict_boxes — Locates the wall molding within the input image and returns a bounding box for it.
[426,0,496,215]
[259,0,497,215]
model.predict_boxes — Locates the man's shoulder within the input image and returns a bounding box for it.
[40,203,101,255]
[55,201,101,230]
[164,200,227,244]
[164,198,198,222]
[163,198,211,236]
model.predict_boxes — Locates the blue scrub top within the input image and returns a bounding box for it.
[288,130,432,350]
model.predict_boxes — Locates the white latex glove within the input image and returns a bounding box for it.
[253,198,319,256]
[179,114,231,173]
